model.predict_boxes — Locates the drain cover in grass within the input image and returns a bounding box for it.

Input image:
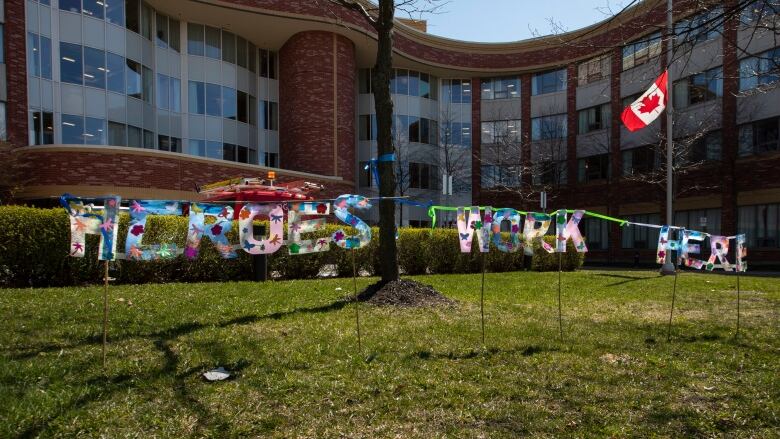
[203,367,231,381]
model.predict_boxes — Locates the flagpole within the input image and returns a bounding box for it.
[661,0,676,276]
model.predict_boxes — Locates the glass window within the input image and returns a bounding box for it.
[236,36,247,68]
[156,74,170,110]
[140,2,152,40]
[108,121,126,146]
[169,19,180,52]
[126,59,142,99]
[206,141,222,159]
[59,0,81,14]
[155,13,168,48]
[223,143,236,161]
[125,0,140,33]
[237,145,248,163]
[38,36,52,80]
[158,134,171,151]
[396,69,409,95]
[674,7,723,46]
[482,119,522,144]
[578,103,610,134]
[580,217,609,250]
[205,26,221,59]
[738,204,780,248]
[738,117,780,156]
[188,81,205,114]
[237,90,248,123]
[265,152,278,167]
[531,114,567,140]
[420,73,430,99]
[142,66,153,103]
[532,69,567,95]
[106,52,125,94]
[0,103,5,141]
[62,114,84,144]
[206,83,221,116]
[188,139,205,156]
[622,32,662,70]
[170,78,181,112]
[673,66,722,108]
[30,111,42,145]
[143,129,154,148]
[577,154,610,182]
[106,0,124,25]
[187,23,204,56]
[82,0,104,19]
[83,47,106,89]
[84,117,106,145]
[222,87,237,120]
[738,48,780,91]
[621,214,661,248]
[578,55,610,86]
[482,76,520,100]
[127,125,142,147]
[248,43,257,73]
[60,42,83,85]
[688,130,722,162]
[28,33,41,77]
[0,25,3,64]
[249,96,257,125]
[408,71,420,97]
[42,111,54,144]
[260,49,270,77]
[222,31,236,64]
[622,145,659,175]
[741,0,780,25]
[262,101,278,130]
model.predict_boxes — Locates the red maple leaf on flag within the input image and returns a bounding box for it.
[638,93,661,114]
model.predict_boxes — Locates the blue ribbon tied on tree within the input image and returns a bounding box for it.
[364,153,396,187]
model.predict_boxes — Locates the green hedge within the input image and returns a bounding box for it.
[0,206,584,287]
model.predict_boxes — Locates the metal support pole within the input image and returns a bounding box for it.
[102,260,109,367]
[661,0,676,275]
[736,270,741,339]
[666,269,678,342]
[480,251,486,345]
[352,249,361,353]
[558,252,563,341]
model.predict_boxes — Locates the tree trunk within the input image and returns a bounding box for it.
[373,0,399,284]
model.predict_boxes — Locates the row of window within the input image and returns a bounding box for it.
[187,24,273,75]
[739,47,780,92]
[442,79,472,104]
[622,32,662,72]
[481,119,521,144]
[532,69,567,96]
[358,69,439,99]
[481,77,521,100]
[358,114,439,146]
[30,110,268,165]
[442,121,472,147]
[187,81,260,125]
[673,66,723,108]
[531,114,567,141]
[674,7,723,47]
[57,42,155,102]
[739,116,779,157]
[358,161,440,190]
[578,103,611,134]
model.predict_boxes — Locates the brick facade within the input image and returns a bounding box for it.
[279,31,356,182]
[4,0,28,147]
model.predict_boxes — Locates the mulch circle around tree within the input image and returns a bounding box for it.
[357,279,456,308]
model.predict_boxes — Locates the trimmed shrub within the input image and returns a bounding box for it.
[0,206,585,287]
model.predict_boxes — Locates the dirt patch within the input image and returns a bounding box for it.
[358,279,456,308]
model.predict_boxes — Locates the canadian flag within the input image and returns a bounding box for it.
[621,70,669,132]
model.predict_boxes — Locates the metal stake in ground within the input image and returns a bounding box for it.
[557,252,563,341]
[102,260,109,367]
[480,251,486,346]
[351,248,362,353]
[666,269,679,342]
[736,270,741,339]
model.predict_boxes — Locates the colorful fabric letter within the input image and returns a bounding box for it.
[656,225,681,264]
[287,202,331,254]
[126,200,182,260]
[491,208,521,253]
[236,203,285,255]
[555,209,588,253]
[680,229,705,269]
[706,235,731,271]
[332,195,372,249]
[735,234,747,272]
[186,203,237,259]
[60,195,121,261]
[456,206,492,253]
[523,212,554,256]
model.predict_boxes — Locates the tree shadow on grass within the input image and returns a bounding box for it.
[7,299,350,361]
[596,273,656,287]
[410,344,559,361]
[10,298,351,437]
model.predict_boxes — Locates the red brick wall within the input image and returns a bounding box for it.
[5,0,28,147]
[279,31,356,182]
[13,148,353,199]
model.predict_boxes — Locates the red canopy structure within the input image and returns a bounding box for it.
[199,177,324,210]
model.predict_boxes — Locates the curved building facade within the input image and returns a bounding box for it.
[2,0,779,265]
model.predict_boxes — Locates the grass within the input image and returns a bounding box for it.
[0,270,778,437]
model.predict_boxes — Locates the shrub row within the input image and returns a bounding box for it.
[0,206,584,287]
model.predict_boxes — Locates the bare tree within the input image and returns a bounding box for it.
[323,0,444,285]
[436,106,470,224]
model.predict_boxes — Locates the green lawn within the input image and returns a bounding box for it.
[1,270,778,437]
